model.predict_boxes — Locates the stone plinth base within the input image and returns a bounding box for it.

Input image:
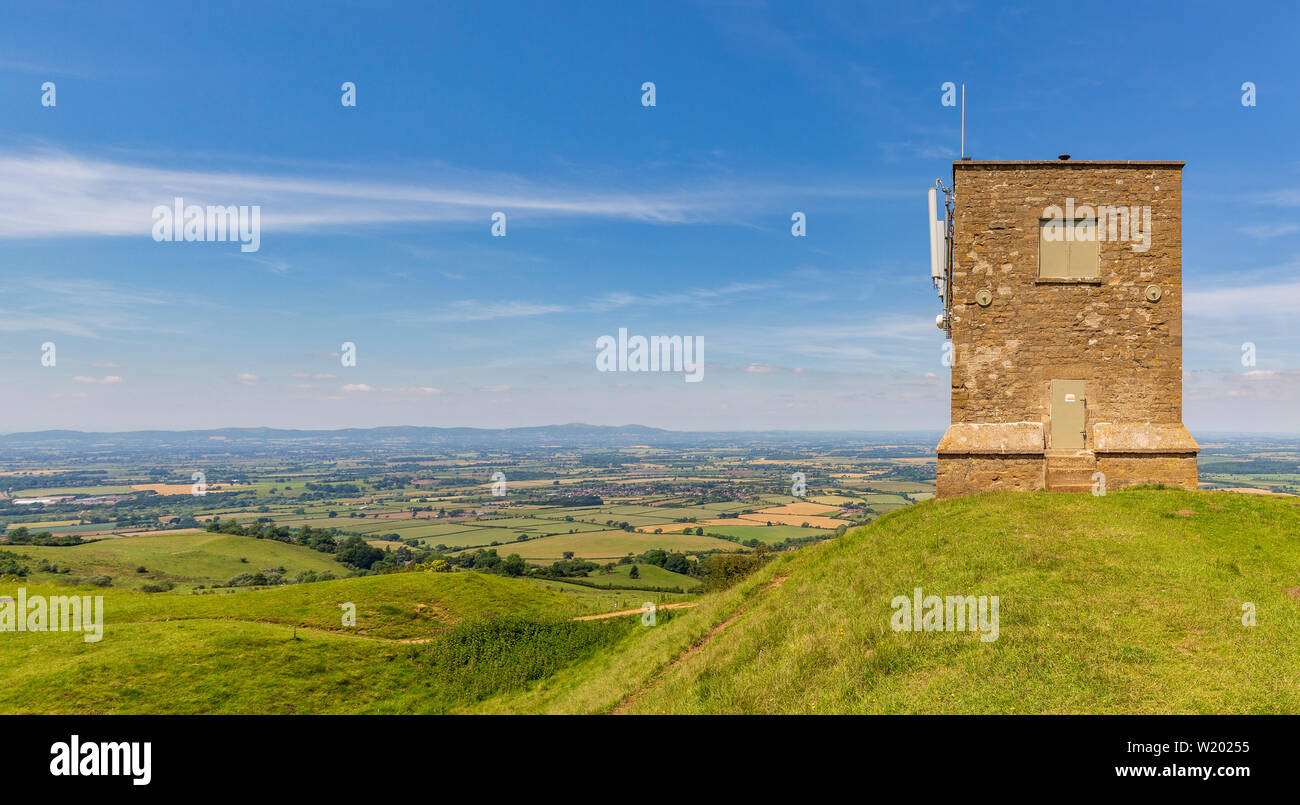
[936,422,1198,498]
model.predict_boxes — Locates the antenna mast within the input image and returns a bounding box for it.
[960,83,965,159]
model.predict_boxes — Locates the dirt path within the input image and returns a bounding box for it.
[571,602,698,621]
[120,603,708,644]
[125,616,438,643]
[611,574,789,714]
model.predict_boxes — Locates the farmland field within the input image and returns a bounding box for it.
[12,531,344,590]
[1,428,1297,719]
[455,529,742,563]
[0,428,989,718]
[697,523,834,543]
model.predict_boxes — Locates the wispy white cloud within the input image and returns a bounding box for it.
[1185,277,1300,318]
[586,282,772,311]
[1252,189,1300,207]
[878,141,958,162]
[385,386,440,394]
[0,148,899,240]
[0,277,178,337]
[401,300,570,324]
[1238,223,1300,238]
[0,59,83,77]
[395,281,773,326]
[72,375,123,384]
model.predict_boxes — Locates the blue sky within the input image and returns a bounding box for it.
[1,0,1297,433]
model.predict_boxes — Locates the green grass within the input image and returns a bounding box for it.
[860,480,934,493]
[402,616,639,711]
[13,531,344,589]
[6,522,128,535]
[702,524,834,543]
[10,485,137,497]
[522,578,692,610]
[472,516,585,531]
[0,620,415,714]
[0,570,668,713]
[473,489,1300,714]
[862,493,909,505]
[454,529,741,562]
[584,563,702,589]
[563,512,683,527]
[9,488,1296,715]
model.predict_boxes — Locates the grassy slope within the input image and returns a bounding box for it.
[13,531,344,589]
[0,571,647,714]
[472,489,1300,714]
[584,562,701,589]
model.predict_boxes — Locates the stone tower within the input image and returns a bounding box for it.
[935,159,1199,498]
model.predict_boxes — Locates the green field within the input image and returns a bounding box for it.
[12,531,344,590]
[860,480,934,494]
[862,493,909,505]
[455,529,741,563]
[701,524,834,543]
[0,571,666,714]
[584,563,701,590]
[11,485,137,497]
[5,521,128,535]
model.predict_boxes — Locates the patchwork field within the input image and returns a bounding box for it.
[760,502,841,516]
[0,432,958,715]
[728,513,847,528]
[457,529,741,563]
[5,431,1298,717]
[695,524,834,543]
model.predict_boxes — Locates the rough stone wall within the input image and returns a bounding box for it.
[948,162,1184,432]
[1096,454,1199,490]
[936,456,1044,497]
[937,454,1198,498]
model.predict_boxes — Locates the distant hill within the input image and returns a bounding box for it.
[0,424,944,458]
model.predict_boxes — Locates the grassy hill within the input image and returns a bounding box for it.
[0,569,690,714]
[471,488,1300,714]
[12,531,345,590]
[581,562,701,590]
[3,488,1297,714]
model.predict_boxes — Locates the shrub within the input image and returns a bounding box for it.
[408,616,633,707]
[699,551,770,591]
[0,550,30,577]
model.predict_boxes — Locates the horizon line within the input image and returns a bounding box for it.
[1,424,1298,438]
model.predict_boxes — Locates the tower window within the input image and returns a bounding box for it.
[1039,218,1099,278]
